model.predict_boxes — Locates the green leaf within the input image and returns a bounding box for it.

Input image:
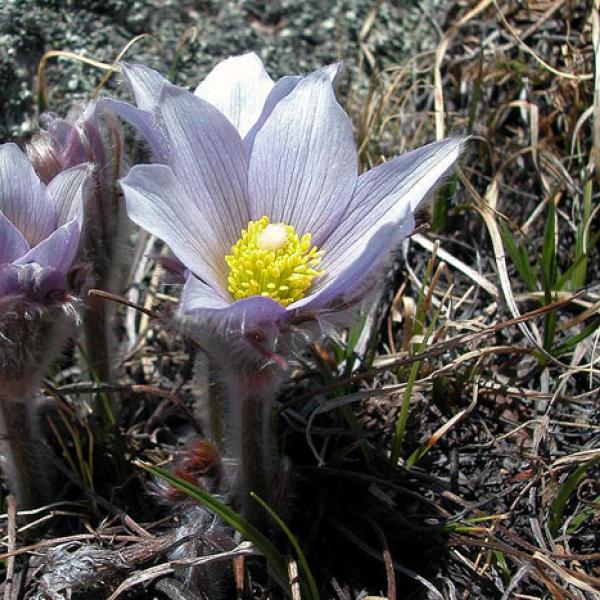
[552,316,600,356]
[499,221,536,292]
[251,493,319,600]
[548,456,600,537]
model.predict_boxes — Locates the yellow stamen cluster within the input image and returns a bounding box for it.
[225,216,324,307]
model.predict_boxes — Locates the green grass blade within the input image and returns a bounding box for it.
[548,456,600,537]
[540,200,559,351]
[552,315,600,356]
[390,359,421,466]
[251,492,319,600]
[570,178,593,289]
[499,221,537,291]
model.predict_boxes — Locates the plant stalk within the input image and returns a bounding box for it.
[0,379,50,510]
[199,353,281,526]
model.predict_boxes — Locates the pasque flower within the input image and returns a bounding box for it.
[0,143,87,322]
[115,54,461,355]
[112,53,462,521]
[0,142,89,508]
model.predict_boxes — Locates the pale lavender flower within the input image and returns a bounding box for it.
[112,54,462,523]
[0,143,87,316]
[114,54,462,362]
[0,142,89,509]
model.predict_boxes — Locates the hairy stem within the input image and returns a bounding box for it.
[198,353,281,526]
[0,380,51,510]
[234,376,274,526]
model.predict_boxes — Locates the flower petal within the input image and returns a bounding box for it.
[194,52,274,139]
[46,118,87,167]
[0,211,29,264]
[182,274,288,327]
[120,62,170,112]
[15,217,81,274]
[46,163,90,226]
[322,138,463,278]
[291,221,413,313]
[157,85,250,252]
[120,163,230,295]
[243,75,301,154]
[247,64,357,245]
[101,98,169,162]
[0,143,56,246]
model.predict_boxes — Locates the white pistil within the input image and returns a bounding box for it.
[256,223,288,251]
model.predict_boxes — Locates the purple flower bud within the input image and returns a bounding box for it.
[27,101,128,381]
[0,143,86,324]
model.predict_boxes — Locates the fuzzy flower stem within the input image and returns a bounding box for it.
[234,373,275,526]
[201,356,281,527]
[0,379,50,510]
[0,310,72,510]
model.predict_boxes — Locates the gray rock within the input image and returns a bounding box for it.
[0,0,443,141]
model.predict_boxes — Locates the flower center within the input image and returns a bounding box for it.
[225,216,324,307]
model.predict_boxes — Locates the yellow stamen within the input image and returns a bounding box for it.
[225,216,324,307]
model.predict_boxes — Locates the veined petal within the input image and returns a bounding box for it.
[101,98,169,162]
[120,62,170,112]
[291,221,413,313]
[247,64,357,245]
[194,52,274,139]
[158,85,250,252]
[0,143,56,246]
[46,118,87,167]
[182,274,288,327]
[14,217,81,274]
[120,163,230,296]
[0,211,29,264]
[322,138,463,278]
[47,163,90,226]
[243,75,301,154]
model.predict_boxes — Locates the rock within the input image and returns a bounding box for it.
[0,0,444,141]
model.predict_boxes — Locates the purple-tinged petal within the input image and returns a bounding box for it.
[120,163,230,296]
[158,85,250,251]
[247,64,357,245]
[101,98,170,162]
[243,75,301,154]
[181,274,232,312]
[46,163,90,226]
[0,212,29,264]
[194,52,274,139]
[182,274,288,327]
[0,144,56,247]
[0,262,69,300]
[291,221,413,313]
[322,138,463,278]
[120,62,170,112]
[46,118,87,168]
[14,217,81,274]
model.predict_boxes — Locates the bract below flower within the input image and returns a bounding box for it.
[115,54,462,363]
